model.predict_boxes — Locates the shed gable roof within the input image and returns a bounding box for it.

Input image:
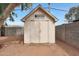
[22,5,57,22]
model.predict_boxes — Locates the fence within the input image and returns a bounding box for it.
[56,22,79,48]
[0,26,24,36]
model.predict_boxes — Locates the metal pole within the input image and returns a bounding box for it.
[48,3,51,12]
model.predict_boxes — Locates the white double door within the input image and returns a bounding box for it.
[30,20,49,43]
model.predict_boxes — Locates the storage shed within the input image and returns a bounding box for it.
[22,5,56,43]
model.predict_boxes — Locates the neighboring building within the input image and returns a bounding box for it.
[22,5,57,43]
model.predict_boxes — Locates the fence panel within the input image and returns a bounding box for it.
[56,22,79,49]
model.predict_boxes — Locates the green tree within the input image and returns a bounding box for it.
[0,3,32,36]
[0,3,32,26]
[65,6,79,23]
[0,3,9,16]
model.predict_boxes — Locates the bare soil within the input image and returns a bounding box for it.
[0,36,79,56]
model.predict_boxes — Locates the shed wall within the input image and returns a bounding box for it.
[24,9,55,43]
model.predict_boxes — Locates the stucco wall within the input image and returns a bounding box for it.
[56,22,79,48]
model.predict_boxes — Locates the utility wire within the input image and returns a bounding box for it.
[51,8,68,12]
[44,7,68,12]
[14,7,68,12]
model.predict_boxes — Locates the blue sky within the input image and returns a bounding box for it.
[5,3,79,26]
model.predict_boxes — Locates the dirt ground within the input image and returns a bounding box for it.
[0,36,79,56]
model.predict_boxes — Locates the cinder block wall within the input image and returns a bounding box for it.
[56,22,79,49]
[5,27,24,36]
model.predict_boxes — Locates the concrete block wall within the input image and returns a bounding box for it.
[5,27,24,36]
[0,27,24,36]
[56,22,79,49]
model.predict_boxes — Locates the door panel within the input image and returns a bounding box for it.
[30,20,40,43]
[40,21,48,43]
[30,20,49,43]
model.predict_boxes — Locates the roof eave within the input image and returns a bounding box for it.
[22,5,57,22]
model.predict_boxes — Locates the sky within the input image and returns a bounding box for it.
[5,3,79,26]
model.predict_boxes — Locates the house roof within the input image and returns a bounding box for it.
[22,5,58,22]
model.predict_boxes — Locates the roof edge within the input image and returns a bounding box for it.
[22,5,58,22]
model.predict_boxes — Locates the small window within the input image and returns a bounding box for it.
[35,14,45,18]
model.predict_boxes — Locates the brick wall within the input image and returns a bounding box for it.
[56,22,79,49]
